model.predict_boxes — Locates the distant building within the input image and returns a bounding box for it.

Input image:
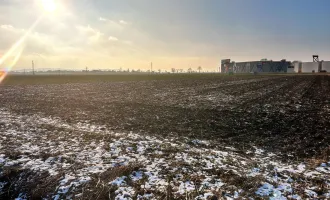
[294,61,330,73]
[221,59,293,73]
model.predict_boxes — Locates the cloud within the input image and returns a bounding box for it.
[99,17,128,25]
[76,25,104,44]
[99,17,107,21]
[119,20,128,25]
[0,24,14,30]
[0,24,57,56]
[76,25,99,35]
[108,36,118,41]
[123,40,133,45]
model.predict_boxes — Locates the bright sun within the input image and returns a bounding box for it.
[42,0,57,12]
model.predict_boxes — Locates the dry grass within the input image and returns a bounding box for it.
[3,150,22,160]
[306,147,330,169]
[204,168,265,198]
[0,166,63,200]
[75,163,142,200]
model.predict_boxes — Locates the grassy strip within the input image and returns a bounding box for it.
[2,73,272,85]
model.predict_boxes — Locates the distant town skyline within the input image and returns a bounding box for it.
[1,0,330,70]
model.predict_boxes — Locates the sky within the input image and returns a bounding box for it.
[0,0,330,71]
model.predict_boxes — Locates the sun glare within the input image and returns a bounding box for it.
[42,0,57,12]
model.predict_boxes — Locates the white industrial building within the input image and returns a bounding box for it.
[293,61,330,73]
[221,55,329,74]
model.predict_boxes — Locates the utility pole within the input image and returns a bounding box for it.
[151,62,153,73]
[32,60,35,75]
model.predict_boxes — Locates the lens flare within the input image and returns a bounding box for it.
[0,0,58,84]
[0,16,42,66]
[0,15,43,84]
[42,0,57,12]
[0,47,23,83]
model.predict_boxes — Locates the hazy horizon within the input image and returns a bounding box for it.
[1,0,330,71]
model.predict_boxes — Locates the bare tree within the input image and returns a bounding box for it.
[197,66,202,73]
[171,68,176,73]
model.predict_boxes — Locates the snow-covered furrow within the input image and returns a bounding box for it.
[0,109,329,199]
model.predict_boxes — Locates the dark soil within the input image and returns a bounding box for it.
[0,74,329,160]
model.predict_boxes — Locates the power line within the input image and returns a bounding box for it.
[32,60,35,75]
